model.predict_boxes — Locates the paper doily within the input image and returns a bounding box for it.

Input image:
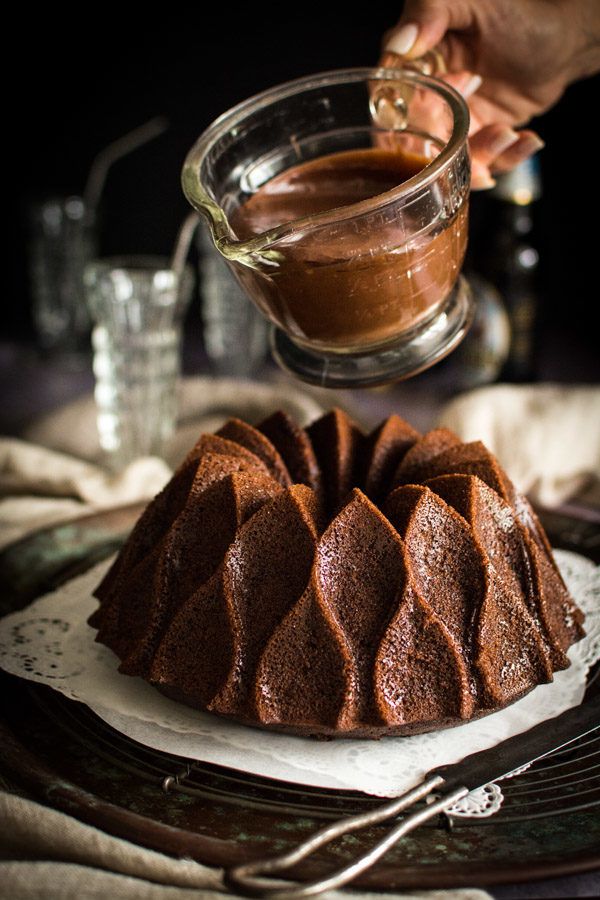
[0,549,598,817]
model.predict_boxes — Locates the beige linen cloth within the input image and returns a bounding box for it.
[0,793,491,900]
[436,382,600,510]
[1,376,598,899]
[0,376,330,549]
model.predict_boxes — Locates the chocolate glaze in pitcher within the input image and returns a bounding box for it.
[229,147,468,351]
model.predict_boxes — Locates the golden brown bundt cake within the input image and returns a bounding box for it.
[89,408,585,739]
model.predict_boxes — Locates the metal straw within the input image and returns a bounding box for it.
[83,115,169,214]
[170,211,201,285]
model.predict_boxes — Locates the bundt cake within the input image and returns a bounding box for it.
[89,408,585,739]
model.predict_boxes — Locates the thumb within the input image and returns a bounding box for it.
[382,1,456,59]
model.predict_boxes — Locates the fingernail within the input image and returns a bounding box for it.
[488,127,520,157]
[461,74,483,98]
[518,133,546,155]
[472,173,497,191]
[385,23,419,56]
[470,160,496,190]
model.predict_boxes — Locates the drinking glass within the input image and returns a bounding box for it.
[29,195,97,358]
[197,225,269,377]
[84,256,194,469]
[182,68,472,387]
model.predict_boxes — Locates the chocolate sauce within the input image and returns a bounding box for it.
[230,147,467,350]
[231,148,427,237]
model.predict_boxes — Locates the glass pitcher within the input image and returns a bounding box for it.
[182,67,472,387]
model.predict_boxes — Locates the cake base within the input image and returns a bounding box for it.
[154,682,535,741]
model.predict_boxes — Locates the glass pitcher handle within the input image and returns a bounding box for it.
[371,48,447,131]
[380,46,447,77]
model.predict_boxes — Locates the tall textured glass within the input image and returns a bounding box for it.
[84,256,194,469]
[197,225,269,377]
[29,195,97,358]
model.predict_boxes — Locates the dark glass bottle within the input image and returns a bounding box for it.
[470,158,542,382]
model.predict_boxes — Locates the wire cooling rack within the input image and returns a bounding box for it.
[23,663,600,826]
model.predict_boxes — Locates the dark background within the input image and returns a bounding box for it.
[7,6,599,373]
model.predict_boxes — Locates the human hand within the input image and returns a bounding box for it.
[381,0,600,188]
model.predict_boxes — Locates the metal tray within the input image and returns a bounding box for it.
[0,504,598,892]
